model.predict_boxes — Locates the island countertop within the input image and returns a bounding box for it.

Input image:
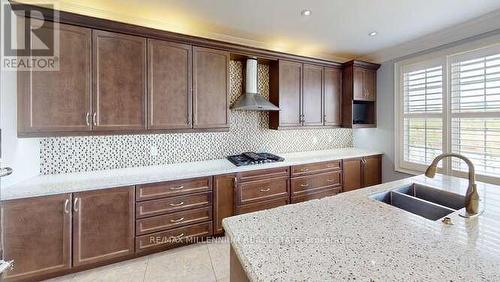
[222,174,500,281]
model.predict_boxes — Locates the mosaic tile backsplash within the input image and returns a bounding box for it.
[40,61,352,174]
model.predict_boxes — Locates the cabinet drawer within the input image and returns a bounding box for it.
[238,167,289,182]
[291,171,341,196]
[291,160,341,176]
[136,221,212,253]
[238,177,288,205]
[236,198,289,215]
[291,187,340,204]
[136,177,211,201]
[136,206,212,235]
[136,192,211,218]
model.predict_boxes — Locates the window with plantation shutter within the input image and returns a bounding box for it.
[450,46,500,178]
[397,60,444,172]
[396,42,500,185]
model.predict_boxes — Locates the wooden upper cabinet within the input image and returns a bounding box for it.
[148,39,192,129]
[73,187,135,267]
[323,67,342,126]
[362,155,382,187]
[302,64,323,126]
[213,174,235,235]
[93,30,147,131]
[2,194,72,281]
[192,47,229,129]
[342,158,362,192]
[269,60,302,129]
[353,67,376,101]
[18,23,92,135]
[363,69,376,101]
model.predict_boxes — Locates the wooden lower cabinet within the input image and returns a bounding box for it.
[236,198,289,215]
[2,194,72,281]
[363,155,382,187]
[136,221,212,253]
[72,187,135,267]
[213,174,235,235]
[342,158,363,192]
[343,155,382,192]
[291,188,340,204]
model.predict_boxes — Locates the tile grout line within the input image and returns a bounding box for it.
[206,243,220,281]
[142,256,150,282]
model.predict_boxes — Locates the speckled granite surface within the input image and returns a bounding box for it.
[2,148,380,201]
[223,174,500,281]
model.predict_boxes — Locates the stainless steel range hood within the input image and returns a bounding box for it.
[231,58,279,111]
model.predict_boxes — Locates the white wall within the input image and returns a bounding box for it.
[1,19,40,188]
[353,62,411,182]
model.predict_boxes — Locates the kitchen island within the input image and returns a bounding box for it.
[222,174,500,281]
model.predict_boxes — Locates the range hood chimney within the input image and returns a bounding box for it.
[231,58,280,111]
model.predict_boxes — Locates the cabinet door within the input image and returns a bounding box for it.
[148,39,192,129]
[18,23,91,134]
[93,30,146,131]
[342,158,362,192]
[213,174,235,235]
[323,67,342,126]
[302,64,323,126]
[362,155,382,187]
[73,187,135,267]
[2,194,72,281]
[352,67,365,100]
[363,69,376,101]
[192,47,229,129]
[278,61,302,127]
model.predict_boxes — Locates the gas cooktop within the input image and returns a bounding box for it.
[227,152,284,166]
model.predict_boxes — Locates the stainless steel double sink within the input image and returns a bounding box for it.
[370,183,465,221]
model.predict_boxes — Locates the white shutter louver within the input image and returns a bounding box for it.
[402,65,444,166]
[450,48,500,177]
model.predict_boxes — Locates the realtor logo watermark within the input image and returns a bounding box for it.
[1,1,59,71]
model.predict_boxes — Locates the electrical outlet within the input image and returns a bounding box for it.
[149,145,158,157]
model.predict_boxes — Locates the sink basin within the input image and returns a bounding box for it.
[370,184,466,221]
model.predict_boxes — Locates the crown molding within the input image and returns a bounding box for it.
[359,8,500,63]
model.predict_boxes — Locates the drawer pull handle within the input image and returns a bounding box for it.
[170,185,184,190]
[327,164,337,168]
[64,199,70,214]
[327,179,336,182]
[172,233,185,239]
[300,183,310,187]
[300,168,309,172]
[169,202,184,207]
[260,187,271,192]
[170,217,185,223]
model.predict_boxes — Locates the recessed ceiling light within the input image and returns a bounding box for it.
[368,31,378,37]
[301,9,312,16]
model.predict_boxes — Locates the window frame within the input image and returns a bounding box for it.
[394,38,500,185]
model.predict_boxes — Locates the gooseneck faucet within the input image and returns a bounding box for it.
[424,153,480,216]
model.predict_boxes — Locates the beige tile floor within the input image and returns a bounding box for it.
[46,237,230,282]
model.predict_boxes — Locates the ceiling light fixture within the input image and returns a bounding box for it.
[301,9,311,16]
[368,31,378,37]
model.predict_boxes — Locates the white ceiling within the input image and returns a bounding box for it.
[21,0,500,62]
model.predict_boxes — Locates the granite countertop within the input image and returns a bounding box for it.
[1,147,380,201]
[223,174,500,281]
